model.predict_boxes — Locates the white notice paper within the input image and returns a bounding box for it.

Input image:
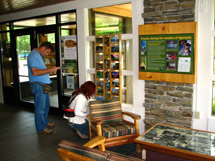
[64,35,77,60]
[66,75,75,89]
[177,57,191,73]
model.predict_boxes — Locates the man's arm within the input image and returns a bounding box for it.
[31,67,60,76]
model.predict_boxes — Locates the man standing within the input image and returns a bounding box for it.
[27,42,60,134]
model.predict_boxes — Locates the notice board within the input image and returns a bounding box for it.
[139,22,197,84]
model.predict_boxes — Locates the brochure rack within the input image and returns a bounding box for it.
[95,35,121,101]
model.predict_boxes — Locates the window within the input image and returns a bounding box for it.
[122,39,133,70]
[87,3,133,104]
[212,2,215,116]
[89,3,132,36]
[0,23,10,31]
[13,16,56,29]
[122,76,133,104]
[1,32,13,87]
[213,82,215,115]
[61,24,76,36]
[61,12,76,23]
[60,12,77,36]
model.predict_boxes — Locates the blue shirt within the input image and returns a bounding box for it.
[27,49,51,84]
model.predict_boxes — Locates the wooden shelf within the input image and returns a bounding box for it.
[95,35,122,101]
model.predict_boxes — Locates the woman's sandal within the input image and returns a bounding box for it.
[46,122,55,128]
[37,128,53,135]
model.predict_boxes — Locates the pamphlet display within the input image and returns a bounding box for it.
[60,35,78,92]
[60,35,78,74]
[95,35,121,101]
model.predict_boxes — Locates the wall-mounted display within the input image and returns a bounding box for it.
[60,36,78,74]
[59,35,79,94]
[95,35,121,101]
[138,22,197,84]
[139,34,194,74]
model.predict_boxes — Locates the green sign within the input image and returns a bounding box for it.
[139,34,194,74]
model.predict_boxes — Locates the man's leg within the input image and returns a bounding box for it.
[30,83,47,132]
[44,94,50,126]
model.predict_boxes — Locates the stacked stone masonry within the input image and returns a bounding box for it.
[144,81,193,130]
[142,0,195,130]
[142,0,195,24]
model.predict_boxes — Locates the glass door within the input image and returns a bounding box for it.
[1,30,14,104]
[36,27,59,108]
[14,26,60,108]
[16,34,34,103]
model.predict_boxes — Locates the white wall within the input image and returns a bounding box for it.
[76,8,88,86]
[126,0,145,134]
[193,0,214,131]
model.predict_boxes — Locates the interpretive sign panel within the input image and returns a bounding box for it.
[139,34,194,74]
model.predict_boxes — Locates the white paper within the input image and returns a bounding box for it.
[66,75,75,89]
[178,57,191,73]
[64,35,77,60]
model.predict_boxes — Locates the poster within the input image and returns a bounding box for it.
[60,35,77,60]
[139,34,194,74]
[62,60,78,73]
[60,36,78,74]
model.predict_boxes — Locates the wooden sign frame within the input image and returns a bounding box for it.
[138,22,197,84]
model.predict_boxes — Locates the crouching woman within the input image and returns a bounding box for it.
[64,81,96,139]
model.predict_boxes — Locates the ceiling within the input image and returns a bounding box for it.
[0,0,75,16]
[93,4,132,18]
[0,1,131,27]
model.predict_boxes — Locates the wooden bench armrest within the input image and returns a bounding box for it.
[84,136,106,149]
[122,111,141,120]
[87,115,103,125]
[57,148,96,161]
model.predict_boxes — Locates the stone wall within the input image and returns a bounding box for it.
[142,0,195,24]
[144,81,193,130]
[142,0,195,130]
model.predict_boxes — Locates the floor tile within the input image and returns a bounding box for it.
[0,104,85,161]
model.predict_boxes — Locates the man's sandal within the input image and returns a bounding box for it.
[46,122,55,128]
[37,128,53,135]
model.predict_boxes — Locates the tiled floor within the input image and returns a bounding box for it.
[0,103,88,161]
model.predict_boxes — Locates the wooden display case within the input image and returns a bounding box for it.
[95,35,121,101]
[135,123,215,161]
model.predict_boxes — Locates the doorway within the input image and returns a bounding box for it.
[13,26,60,108]
[16,33,33,103]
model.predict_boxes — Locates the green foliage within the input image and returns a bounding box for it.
[95,15,123,36]
[16,35,31,55]
[61,29,70,36]
[47,33,55,43]
[212,99,215,115]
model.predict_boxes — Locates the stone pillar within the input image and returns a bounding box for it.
[142,0,195,130]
